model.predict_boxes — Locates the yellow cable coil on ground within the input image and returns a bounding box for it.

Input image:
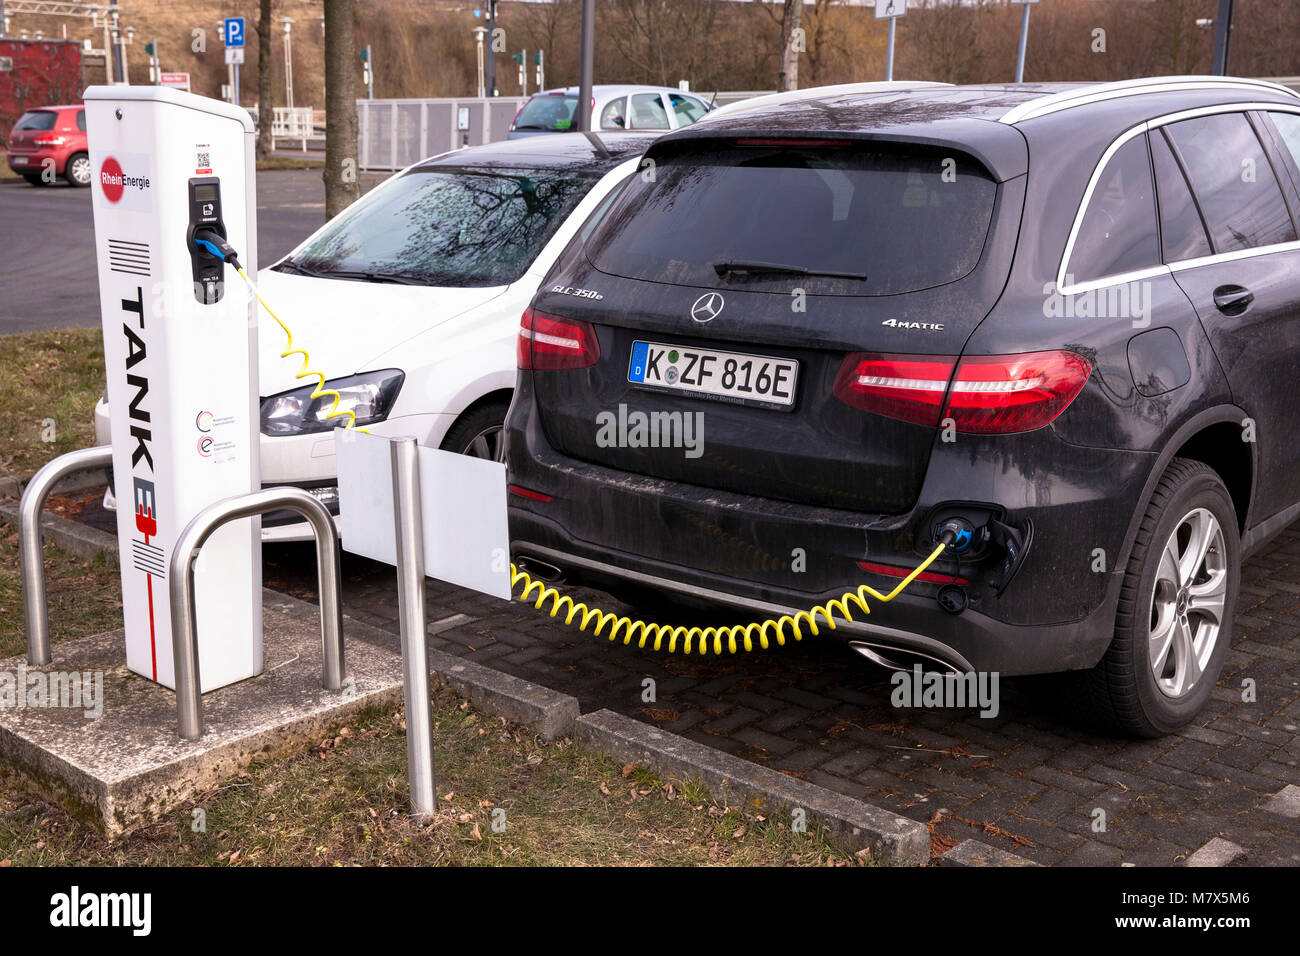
[237,266,365,432]
[508,541,949,655]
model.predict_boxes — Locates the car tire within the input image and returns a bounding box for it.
[1078,458,1239,737]
[64,152,92,187]
[439,400,509,462]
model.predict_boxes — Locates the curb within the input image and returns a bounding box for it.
[0,468,109,502]
[17,503,932,862]
[574,708,930,865]
[426,649,579,741]
[0,498,118,563]
[939,839,1040,867]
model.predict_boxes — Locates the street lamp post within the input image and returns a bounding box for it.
[282,18,295,110]
[472,26,487,98]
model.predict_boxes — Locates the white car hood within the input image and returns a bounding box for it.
[253,268,508,396]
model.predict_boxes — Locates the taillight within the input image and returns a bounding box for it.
[834,350,1090,434]
[518,307,600,371]
[33,134,65,146]
[833,353,957,427]
[944,351,1091,433]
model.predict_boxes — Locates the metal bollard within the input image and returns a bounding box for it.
[19,445,114,666]
[169,486,344,740]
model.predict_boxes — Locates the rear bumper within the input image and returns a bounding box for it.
[505,375,1157,676]
[6,148,68,174]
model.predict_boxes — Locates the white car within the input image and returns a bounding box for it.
[95,132,654,540]
[508,84,713,138]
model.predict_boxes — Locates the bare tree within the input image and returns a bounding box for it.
[256,0,273,160]
[324,0,360,218]
[779,0,804,90]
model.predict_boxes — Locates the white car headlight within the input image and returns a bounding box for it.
[260,369,405,436]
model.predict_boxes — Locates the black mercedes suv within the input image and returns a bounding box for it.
[505,76,1300,736]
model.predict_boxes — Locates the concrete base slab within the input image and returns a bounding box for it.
[0,591,404,838]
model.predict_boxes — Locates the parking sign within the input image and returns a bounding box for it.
[223,17,245,47]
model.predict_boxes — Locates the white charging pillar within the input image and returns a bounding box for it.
[84,87,262,692]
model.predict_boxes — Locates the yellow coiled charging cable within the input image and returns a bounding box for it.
[506,541,949,656]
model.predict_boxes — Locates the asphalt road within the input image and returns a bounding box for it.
[0,168,389,334]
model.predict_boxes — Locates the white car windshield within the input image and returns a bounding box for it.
[280,165,601,287]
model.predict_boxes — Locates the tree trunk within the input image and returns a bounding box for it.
[779,0,804,92]
[256,0,274,160]
[324,0,361,218]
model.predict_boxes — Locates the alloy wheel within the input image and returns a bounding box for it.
[1147,507,1227,699]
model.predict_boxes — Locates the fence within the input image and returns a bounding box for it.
[357,96,528,171]
[355,91,770,171]
[271,106,317,151]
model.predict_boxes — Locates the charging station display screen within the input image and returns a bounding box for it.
[194,183,218,202]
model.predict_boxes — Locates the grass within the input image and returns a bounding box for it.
[0,328,104,477]
[0,531,122,661]
[0,535,861,865]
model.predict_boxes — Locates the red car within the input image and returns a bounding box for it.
[6,104,90,186]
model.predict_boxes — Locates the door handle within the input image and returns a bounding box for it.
[1213,285,1254,315]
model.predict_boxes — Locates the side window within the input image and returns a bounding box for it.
[599,97,626,130]
[1261,111,1300,199]
[669,93,707,126]
[76,110,87,132]
[628,93,669,130]
[1150,129,1211,262]
[1067,135,1161,285]
[1164,112,1296,253]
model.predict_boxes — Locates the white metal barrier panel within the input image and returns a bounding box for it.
[356,96,528,170]
[83,86,263,692]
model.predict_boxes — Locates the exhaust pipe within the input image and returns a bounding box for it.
[848,640,965,676]
[514,555,565,582]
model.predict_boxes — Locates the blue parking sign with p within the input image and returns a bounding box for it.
[224,17,245,47]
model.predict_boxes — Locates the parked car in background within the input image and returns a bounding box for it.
[6,104,90,186]
[507,76,1300,736]
[95,131,656,540]
[508,85,712,138]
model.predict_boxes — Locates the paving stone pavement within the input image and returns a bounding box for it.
[55,488,1300,866]
[260,526,1300,867]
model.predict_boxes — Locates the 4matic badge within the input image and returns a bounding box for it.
[882,318,945,332]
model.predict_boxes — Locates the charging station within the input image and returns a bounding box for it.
[84,86,262,692]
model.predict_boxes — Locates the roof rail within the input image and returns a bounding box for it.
[999,75,1300,125]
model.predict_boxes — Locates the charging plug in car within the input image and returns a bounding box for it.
[936,516,987,554]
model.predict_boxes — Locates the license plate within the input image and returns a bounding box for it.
[628,340,798,407]
[10,156,27,166]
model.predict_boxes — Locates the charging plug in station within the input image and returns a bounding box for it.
[187,177,229,304]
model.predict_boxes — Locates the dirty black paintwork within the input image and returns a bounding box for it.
[505,81,1300,676]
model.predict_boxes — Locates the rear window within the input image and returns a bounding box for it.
[513,95,577,133]
[281,165,601,287]
[586,142,998,296]
[14,110,56,131]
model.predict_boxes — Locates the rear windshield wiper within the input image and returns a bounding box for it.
[712,259,866,281]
